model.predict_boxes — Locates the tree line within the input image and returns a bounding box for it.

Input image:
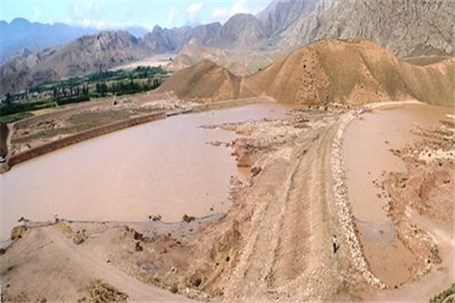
[1,66,167,121]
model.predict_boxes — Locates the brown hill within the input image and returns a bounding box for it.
[168,39,251,77]
[244,39,454,106]
[157,59,241,102]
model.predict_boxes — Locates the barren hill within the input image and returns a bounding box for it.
[244,39,454,106]
[168,39,251,77]
[157,59,241,102]
[0,31,150,93]
[160,39,453,106]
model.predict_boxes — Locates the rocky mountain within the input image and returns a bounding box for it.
[143,13,265,53]
[256,0,332,36]
[2,0,453,94]
[0,18,98,63]
[279,0,454,57]
[0,18,152,63]
[217,14,265,48]
[142,23,223,53]
[0,31,150,93]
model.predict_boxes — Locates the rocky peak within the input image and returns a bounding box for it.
[219,13,265,47]
[256,0,324,36]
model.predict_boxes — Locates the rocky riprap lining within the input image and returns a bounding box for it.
[330,109,386,289]
[330,101,431,289]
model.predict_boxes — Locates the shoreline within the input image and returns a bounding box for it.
[1,97,268,173]
[1,212,226,247]
[332,100,446,290]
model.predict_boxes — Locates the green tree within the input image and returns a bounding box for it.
[5,93,12,105]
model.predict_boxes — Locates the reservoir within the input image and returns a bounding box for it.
[1,103,292,240]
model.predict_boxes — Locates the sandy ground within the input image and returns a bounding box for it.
[0,222,193,302]
[109,54,173,71]
[1,101,453,302]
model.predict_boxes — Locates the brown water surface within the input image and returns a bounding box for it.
[344,103,451,285]
[1,103,292,240]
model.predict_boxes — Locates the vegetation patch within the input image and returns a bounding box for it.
[78,280,128,303]
[1,66,167,122]
[0,112,34,123]
[430,284,455,303]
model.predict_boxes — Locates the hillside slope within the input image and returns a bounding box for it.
[281,0,454,58]
[256,0,333,36]
[0,31,150,93]
[157,59,241,102]
[168,39,251,77]
[244,39,454,106]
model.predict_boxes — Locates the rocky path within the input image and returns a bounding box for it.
[223,119,358,301]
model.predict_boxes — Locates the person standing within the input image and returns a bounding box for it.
[332,235,338,254]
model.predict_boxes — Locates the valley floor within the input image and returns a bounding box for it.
[1,100,453,302]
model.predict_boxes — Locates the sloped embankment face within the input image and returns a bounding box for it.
[397,58,454,107]
[157,59,241,102]
[244,40,454,106]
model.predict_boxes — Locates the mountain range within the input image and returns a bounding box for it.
[1,0,454,94]
[0,18,150,63]
[0,18,97,63]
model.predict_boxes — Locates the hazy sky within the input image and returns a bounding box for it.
[1,0,272,30]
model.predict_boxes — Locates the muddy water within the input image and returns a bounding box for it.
[1,103,292,240]
[344,103,452,286]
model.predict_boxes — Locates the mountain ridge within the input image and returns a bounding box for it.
[0,18,152,63]
[1,0,453,94]
[0,31,151,93]
[0,18,98,63]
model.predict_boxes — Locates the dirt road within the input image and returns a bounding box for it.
[0,225,192,302]
[219,116,363,301]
